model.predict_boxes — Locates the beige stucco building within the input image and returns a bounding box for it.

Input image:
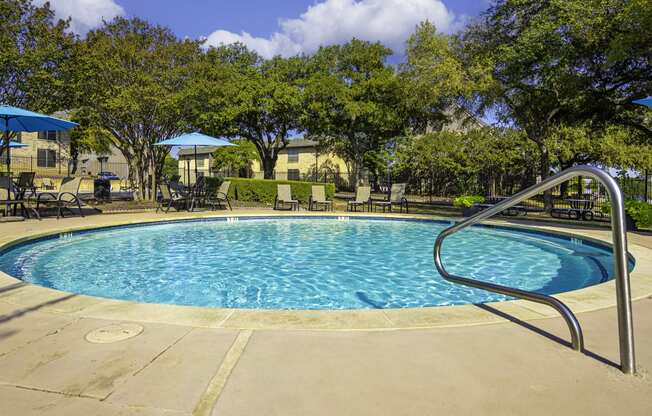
[177,139,348,184]
[4,130,128,178]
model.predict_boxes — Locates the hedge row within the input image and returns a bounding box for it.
[207,177,335,205]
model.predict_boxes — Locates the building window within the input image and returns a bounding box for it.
[287,148,299,163]
[38,131,58,141]
[37,149,57,168]
[196,158,206,168]
[288,169,300,181]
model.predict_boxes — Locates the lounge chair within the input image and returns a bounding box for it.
[0,176,39,219]
[206,181,232,210]
[35,177,84,219]
[373,183,408,213]
[274,184,299,211]
[551,199,602,221]
[157,183,188,213]
[347,186,371,212]
[309,185,333,211]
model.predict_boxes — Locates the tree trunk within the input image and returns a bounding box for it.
[262,156,275,179]
[539,147,553,211]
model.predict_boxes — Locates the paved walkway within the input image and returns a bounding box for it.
[0,212,650,415]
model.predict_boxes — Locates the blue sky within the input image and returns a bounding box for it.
[39,0,490,58]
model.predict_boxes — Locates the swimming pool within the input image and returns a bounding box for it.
[0,217,626,310]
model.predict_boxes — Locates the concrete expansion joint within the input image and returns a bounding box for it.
[8,383,99,400]
[132,327,194,377]
[193,329,254,416]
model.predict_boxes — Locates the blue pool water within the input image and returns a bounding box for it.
[0,218,624,310]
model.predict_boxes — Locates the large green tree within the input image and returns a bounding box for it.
[399,21,483,134]
[194,45,307,179]
[460,0,652,208]
[303,39,406,186]
[0,0,76,153]
[71,17,202,199]
[395,128,537,197]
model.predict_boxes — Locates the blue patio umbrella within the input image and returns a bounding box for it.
[633,97,652,108]
[8,141,28,148]
[155,132,236,184]
[1,105,78,173]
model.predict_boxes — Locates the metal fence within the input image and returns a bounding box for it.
[1,154,131,179]
[207,169,650,219]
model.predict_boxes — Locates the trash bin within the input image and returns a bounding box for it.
[94,178,111,202]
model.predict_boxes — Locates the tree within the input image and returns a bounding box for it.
[66,121,112,174]
[211,138,259,177]
[460,0,652,209]
[194,46,306,179]
[0,0,76,152]
[71,17,203,199]
[395,128,537,197]
[399,21,481,134]
[162,154,178,179]
[303,39,405,186]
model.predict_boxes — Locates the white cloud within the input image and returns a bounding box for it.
[204,0,457,59]
[34,0,125,34]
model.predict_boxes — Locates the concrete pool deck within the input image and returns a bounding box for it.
[0,210,651,415]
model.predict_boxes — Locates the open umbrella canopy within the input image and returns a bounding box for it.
[1,105,78,174]
[155,132,236,185]
[155,132,235,147]
[633,97,652,108]
[8,141,28,148]
[0,105,78,132]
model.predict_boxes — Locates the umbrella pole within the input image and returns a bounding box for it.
[194,145,198,184]
[3,127,9,176]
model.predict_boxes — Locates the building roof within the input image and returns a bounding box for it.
[285,139,317,148]
[178,146,220,156]
[177,138,319,157]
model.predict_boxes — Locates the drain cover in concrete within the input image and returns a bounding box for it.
[85,323,144,344]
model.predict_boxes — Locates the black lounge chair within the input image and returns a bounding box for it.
[475,196,527,216]
[35,177,84,219]
[551,199,602,221]
[373,183,408,213]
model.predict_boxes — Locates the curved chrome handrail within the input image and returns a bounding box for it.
[434,165,636,374]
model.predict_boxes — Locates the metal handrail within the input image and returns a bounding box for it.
[433,165,636,374]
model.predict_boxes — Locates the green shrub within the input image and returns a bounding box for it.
[624,200,652,228]
[453,195,485,208]
[204,176,224,193]
[602,199,652,228]
[225,177,335,205]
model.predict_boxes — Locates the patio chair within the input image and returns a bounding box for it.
[309,185,333,211]
[373,183,408,213]
[188,176,207,211]
[15,172,37,200]
[347,186,371,212]
[274,184,299,211]
[157,183,188,213]
[206,181,232,211]
[0,176,39,219]
[35,177,84,219]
